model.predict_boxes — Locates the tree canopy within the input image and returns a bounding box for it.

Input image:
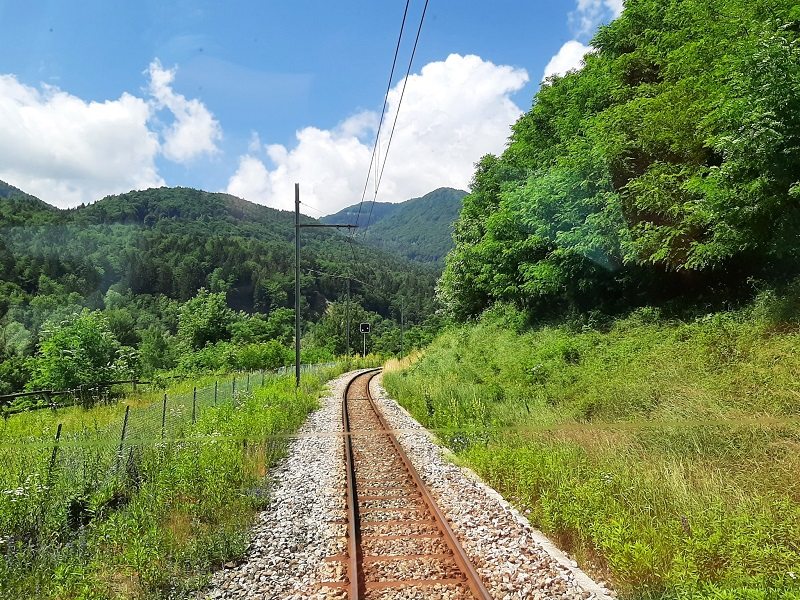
[440,0,800,320]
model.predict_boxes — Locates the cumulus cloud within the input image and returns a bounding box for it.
[0,74,163,208]
[226,54,529,215]
[542,40,593,80]
[569,0,624,39]
[148,59,222,163]
[0,59,221,207]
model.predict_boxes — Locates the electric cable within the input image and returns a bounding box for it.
[362,0,430,237]
[351,0,412,237]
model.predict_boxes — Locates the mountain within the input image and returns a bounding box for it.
[0,183,438,319]
[322,187,466,264]
[322,201,399,228]
[0,180,59,226]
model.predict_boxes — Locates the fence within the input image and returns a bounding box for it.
[0,362,336,417]
[0,379,156,417]
[0,362,336,568]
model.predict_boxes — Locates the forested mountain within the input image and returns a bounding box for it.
[323,187,466,264]
[439,0,800,320]
[0,184,439,392]
[0,181,58,226]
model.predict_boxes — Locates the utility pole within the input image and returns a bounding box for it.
[295,184,300,388]
[294,183,357,387]
[400,302,404,356]
[345,277,351,357]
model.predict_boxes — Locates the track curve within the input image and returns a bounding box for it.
[322,369,492,600]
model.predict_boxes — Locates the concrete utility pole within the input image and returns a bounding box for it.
[294,183,357,387]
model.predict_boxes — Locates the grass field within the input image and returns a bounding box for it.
[383,297,800,599]
[0,358,375,599]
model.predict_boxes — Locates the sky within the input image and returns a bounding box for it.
[0,0,623,215]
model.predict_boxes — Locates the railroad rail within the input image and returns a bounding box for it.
[322,369,492,599]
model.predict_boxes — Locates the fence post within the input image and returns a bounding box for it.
[261,370,265,387]
[161,393,167,439]
[214,381,218,405]
[232,377,236,402]
[47,423,63,484]
[117,405,130,468]
[246,372,250,392]
[132,380,137,394]
[192,387,197,424]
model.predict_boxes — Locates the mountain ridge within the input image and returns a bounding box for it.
[323,187,466,264]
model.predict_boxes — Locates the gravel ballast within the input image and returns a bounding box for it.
[201,369,615,599]
[368,374,614,600]
[200,371,359,600]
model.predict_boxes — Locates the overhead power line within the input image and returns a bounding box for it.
[362,0,430,238]
[351,0,412,236]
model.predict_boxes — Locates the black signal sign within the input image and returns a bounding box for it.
[359,322,371,334]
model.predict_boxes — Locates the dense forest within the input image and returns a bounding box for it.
[0,184,441,394]
[440,0,800,321]
[323,187,466,264]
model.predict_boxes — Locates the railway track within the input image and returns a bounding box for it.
[321,369,492,600]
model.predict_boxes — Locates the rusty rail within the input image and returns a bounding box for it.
[335,369,492,599]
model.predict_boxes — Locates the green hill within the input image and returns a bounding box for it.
[0,180,58,226]
[0,183,436,315]
[0,182,439,391]
[323,187,466,264]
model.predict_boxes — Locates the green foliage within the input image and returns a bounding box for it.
[27,310,134,390]
[441,0,800,320]
[0,365,341,598]
[231,308,294,345]
[384,290,800,598]
[178,288,235,350]
[0,184,440,391]
[322,188,466,264]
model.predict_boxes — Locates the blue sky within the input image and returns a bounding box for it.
[0,1,622,213]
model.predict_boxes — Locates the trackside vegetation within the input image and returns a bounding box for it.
[406,1,800,595]
[439,0,800,320]
[0,360,373,599]
[384,290,800,599]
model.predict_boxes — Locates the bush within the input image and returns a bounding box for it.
[27,310,134,391]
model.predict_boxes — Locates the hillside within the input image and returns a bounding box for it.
[323,187,466,264]
[0,183,436,313]
[0,182,439,392]
[0,180,58,226]
[385,292,800,599]
[439,0,800,320]
[383,1,800,598]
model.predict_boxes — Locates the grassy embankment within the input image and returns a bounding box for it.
[383,294,800,599]
[0,357,376,599]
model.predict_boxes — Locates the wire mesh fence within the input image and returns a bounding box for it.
[0,363,335,566]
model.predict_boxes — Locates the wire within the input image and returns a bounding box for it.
[299,200,327,218]
[305,268,367,287]
[351,0,412,238]
[362,0,430,238]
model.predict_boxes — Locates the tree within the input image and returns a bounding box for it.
[28,310,134,390]
[177,288,235,350]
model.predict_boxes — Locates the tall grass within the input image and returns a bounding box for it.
[383,298,800,599]
[0,359,374,599]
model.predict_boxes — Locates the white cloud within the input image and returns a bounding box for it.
[569,0,624,39]
[0,74,163,208]
[148,59,222,163]
[0,59,222,207]
[605,0,625,18]
[226,54,529,215]
[542,40,593,81]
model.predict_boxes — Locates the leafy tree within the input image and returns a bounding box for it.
[27,310,134,390]
[177,288,235,350]
[441,0,800,320]
[138,326,177,375]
